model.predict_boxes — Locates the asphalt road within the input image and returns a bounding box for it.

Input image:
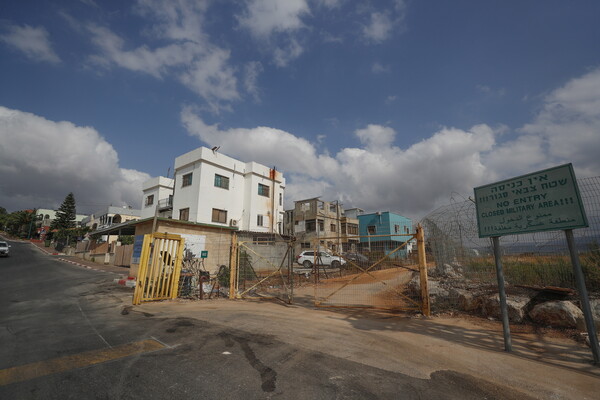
[0,240,549,399]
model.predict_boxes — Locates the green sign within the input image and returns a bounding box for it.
[200,250,208,258]
[475,163,588,237]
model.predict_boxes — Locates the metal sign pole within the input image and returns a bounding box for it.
[492,236,512,352]
[565,229,600,364]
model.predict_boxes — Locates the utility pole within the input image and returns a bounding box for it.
[336,200,341,252]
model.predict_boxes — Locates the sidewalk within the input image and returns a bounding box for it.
[29,240,133,278]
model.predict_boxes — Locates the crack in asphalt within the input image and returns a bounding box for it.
[218,331,277,393]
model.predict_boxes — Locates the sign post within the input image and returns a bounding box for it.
[491,236,512,352]
[475,164,597,362]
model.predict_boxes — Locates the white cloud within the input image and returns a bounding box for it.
[0,24,61,63]
[314,0,343,9]
[362,12,393,43]
[237,0,309,38]
[181,106,335,178]
[355,124,396,150]
[520,67,600,177]
[84,0,240,112]
[243,61,264,101]
[273,38,304,67]
[179,48,240,108]
[476,84,506,97]
[372,62,390,74]
[181,106,497,217]
[0,107,149,213]
[237,0,309,66]
[134,0,208,43]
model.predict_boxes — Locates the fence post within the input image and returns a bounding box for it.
[417,224,431,317]
[229,232,238,299]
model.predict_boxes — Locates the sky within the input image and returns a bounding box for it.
[1,0,599,219]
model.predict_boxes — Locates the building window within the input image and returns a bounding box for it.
[145,195,154,207]
[179,208,189,221]
[182,173,192,187]
[394,224,400,233]
[257,214,264,226]
[300,242,311,249]
[330,223,336,232]
[279,193,282,206]
[405,226,410,234]
[214,174,229,189]
[348,224,358,235]
[306,219,316,232]
[367,225,376,235]
[329,204,336,213]
[318,219,324,231]
[258,183,270,197]
[212,208,227,223]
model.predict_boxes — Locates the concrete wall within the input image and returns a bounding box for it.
[130,219,234,278]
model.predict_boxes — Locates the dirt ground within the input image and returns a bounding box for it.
[135,297,600,400]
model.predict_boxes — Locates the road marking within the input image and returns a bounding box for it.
[0,339,165,386]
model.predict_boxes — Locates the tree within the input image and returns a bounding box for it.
[51,193,77,239]
[1,209,34,237]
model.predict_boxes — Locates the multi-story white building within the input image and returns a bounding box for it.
[167,147,285,233]
[35,208,87,228]
[88,206,141,230]
[140,177,174,219]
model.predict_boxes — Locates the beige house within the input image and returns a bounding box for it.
[285,198,361,253]
[129,217,236,278]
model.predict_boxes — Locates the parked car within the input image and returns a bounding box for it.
[341,252,370,265]
[296,251,346,268]
[0,241,10,257]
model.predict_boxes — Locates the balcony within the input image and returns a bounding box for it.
[158,197,173,211]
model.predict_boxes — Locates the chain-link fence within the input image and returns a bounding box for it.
[420,176,600,313]
[302,235,424,311]
[230,232,294,303]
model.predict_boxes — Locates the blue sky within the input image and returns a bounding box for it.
[1,0,599,218]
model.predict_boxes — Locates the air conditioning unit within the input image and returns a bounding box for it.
[229,219,238,227]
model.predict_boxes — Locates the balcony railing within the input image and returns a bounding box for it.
[158,197,173,210]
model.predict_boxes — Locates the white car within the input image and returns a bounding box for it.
[296,251,346,268]
[0,241,10,257]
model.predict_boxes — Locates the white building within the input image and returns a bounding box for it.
[170,147,286,233]
[86,206,141,230]
[35,208,87,228]
[141,177,174,219]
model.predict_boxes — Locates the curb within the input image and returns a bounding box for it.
[29,242,130,284]
[57,257,121,275]
[113,276,136,287]
[30,243,64,256]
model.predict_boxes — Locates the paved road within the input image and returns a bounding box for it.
[0,240,592,399]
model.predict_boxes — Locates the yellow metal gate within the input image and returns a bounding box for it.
[133,233,185,305]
